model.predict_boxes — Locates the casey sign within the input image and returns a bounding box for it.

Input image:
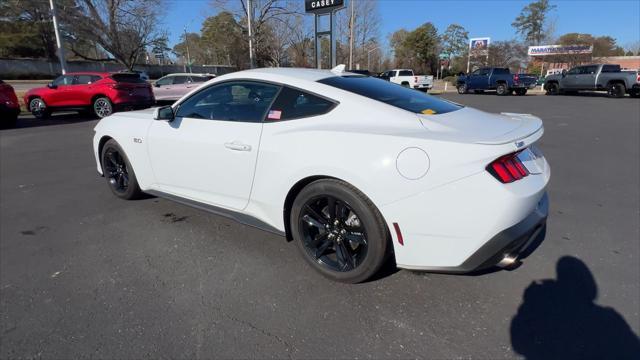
[305,0,344,13]
[528,44,593,56]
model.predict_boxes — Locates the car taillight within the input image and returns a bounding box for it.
[636,74,640,83]
[487,151,529,183]
[513,74,520,83]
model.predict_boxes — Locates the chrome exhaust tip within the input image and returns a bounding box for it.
[497,253,520,268]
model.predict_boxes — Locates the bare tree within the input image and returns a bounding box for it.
[211,0,302,67]
[65,0,167,69]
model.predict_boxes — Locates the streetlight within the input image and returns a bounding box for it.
[49,0,67,74]
[183,19,194,73]
[367,46,380,71]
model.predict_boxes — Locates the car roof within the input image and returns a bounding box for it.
[231,67,340,82]
[62,72,112,77]
[162,73,215,77]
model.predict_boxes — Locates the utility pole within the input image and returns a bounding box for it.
[367,46,379,71]
[183,25,192,73]
[49,0,67,74]
[348,0,355,69]
[247,0,255,68]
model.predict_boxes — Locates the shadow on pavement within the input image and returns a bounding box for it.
[5,112,97,130]
[510,256,640,360]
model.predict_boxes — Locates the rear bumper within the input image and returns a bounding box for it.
[436,192,548,273]
[113,100,154,111]
[414,84,433,89]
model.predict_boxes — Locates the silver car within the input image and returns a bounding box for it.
[153,73,215,101]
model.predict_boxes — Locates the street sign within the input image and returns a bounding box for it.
[528,44,593,56]
[469,37,490,56]
[305,0,344,14]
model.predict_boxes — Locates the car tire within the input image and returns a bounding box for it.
[100,139,143,200]
[515,89,527,96]
[93,96,114,118]
[29,97,50,119]
[607,82,626,98]
[546,83,559,95]
[290,179,390,283]
[457,84,468,94]
[496,83,508,96]
[630,90,640,98]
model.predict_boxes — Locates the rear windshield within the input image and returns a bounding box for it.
[398,70,413,76]
[111,73,146,83]
[493,68,510,74]
[318,76,462,115]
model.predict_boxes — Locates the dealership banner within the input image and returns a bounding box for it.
[469,38,490,56]
[528,44,593,56]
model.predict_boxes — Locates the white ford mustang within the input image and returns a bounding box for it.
[93,66,550,283]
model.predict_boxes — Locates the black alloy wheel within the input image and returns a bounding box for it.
[100,139,142,200]
[103,147,130,194]
[546,83,559,95]
[299,195,368,273]
[457,83,467,94]
[607,82,626,98]
[291,179,389,283]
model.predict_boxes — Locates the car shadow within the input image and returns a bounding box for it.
[510,256,640,359]
[4,112,97,130]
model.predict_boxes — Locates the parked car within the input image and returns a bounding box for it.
[0,80,20,128]
[119,69,149,81]
[153,73,216,101]
[379,69,433,91]
[24,72,154,119]
[92,66,550,283]
[457,68,537,95]
[544,64,640,98]
[346,69,373,76]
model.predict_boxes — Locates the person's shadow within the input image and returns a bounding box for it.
[510,256,640,359]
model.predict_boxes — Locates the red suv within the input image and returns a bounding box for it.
[23,72,154,119]
[0,80,20,128]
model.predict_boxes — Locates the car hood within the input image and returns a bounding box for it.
[417,107,543,145]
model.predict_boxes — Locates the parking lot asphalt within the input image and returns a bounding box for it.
[1,93,639,359]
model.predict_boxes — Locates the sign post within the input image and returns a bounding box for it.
[305,0,344,69]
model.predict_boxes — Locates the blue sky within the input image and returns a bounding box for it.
[165,0,640,50]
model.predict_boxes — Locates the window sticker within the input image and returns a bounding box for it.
[267,109,282,120]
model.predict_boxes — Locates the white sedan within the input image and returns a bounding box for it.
[92,66,550,283]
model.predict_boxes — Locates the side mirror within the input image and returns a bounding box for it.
[47,83,57,89]
[153,105,174,121]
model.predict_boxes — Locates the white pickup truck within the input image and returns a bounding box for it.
[379,69,433,91]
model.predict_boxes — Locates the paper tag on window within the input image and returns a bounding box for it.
[267,110,282,120]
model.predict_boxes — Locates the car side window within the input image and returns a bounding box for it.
[479,68,490,76]
[583,66,598,74]
[172,76,190,84]
[567,67,581,75]
[471,69,481,76]
[75,75,98,85]
[156,77,173,86]
[176,81,280,122]
[266,86,335,121]
[53,75,73,86]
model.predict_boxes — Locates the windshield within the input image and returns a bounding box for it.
[111,73,146,83]
[318,76,462,115]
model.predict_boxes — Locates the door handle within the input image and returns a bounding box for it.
[224,142,251,151]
